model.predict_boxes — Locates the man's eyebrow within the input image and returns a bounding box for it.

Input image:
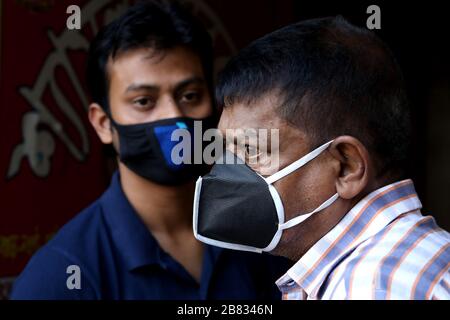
[125,83,159,93]
[174,76,205,93]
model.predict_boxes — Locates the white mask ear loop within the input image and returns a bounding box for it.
[263,139,338,230]
[278,193,339,230]
[265,140,334,185]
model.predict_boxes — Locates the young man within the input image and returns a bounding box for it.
[194,17,450,299]
[11,1,289,299]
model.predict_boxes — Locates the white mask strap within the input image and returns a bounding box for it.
[279,193,339,230]
[265,140,334,185]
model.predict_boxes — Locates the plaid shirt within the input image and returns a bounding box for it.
[276,179,450,300]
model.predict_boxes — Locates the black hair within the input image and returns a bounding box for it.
[216,16,412,179]
[86,0,213,113]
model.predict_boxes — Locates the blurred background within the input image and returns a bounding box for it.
[0,0,449,299]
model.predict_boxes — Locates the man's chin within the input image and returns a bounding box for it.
[268,243,295,261]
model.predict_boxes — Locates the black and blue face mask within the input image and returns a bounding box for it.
[110,115,217,186]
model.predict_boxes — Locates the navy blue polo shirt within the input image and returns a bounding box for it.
[11,172,290,300]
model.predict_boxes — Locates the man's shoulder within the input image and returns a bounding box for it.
[337,213,450,299]
[10,198,109,300]
[48,199,107,252]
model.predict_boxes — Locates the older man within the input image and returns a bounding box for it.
[194,17,450,300]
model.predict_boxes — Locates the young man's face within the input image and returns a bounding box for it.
[107,45,212,126]
[88,45,214,184]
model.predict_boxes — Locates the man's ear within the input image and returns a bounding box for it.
[88,103,113,144]
[328,136,371,200]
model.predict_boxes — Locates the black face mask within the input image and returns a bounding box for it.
[110,115,217,186]
[197,152,279,248]
[193,142,339,253]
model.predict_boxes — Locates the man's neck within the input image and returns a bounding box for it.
[279,178,389,262]
[117,163,204,283]
[118,163,195,235]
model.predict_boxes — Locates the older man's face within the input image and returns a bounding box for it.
[218,92,338,254]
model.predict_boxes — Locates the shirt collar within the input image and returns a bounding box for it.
[100,171,161,271]
[276,179,422,298]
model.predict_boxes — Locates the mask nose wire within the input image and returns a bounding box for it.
[264,140,334,185]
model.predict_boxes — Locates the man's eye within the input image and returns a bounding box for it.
[180,91,200,104]
[133,97,154,109]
